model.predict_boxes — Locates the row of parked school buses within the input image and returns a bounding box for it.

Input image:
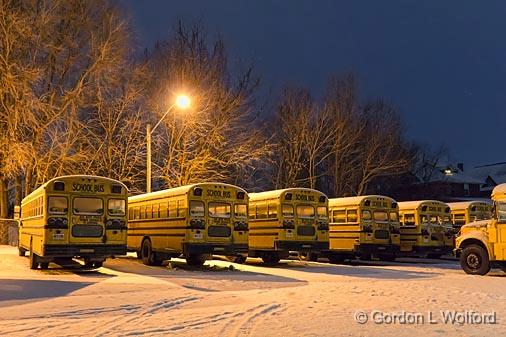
[16,175,506,275]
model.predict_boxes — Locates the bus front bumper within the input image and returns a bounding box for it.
[43,244,127,257]
[275,240,329,252]
[183,243,249,255]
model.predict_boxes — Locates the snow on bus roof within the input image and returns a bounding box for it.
[492,183,506,198]
[328,195,396,207]
[448,201,492,210]
[398,200,449,210]
[129,182,248,202]
[248,188,327,202]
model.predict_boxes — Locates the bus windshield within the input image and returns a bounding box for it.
[73,198,103,215]
[209,202,231,218]
[48,196,68,215]
[297,205,315,218]
[497,202,506,222]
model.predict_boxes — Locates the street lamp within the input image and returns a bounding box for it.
[146,94,191,193]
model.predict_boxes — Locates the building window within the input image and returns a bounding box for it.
[463,183,470,196]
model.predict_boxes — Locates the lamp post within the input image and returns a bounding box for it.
[146,94,191,193]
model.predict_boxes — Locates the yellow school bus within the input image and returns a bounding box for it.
[327,195,400,263]
[128,183,249,266]
[455,184,506,275]
[449,201,492,229]
[248,188,329,265]
[398,200,452,258]
[18,175,128,269]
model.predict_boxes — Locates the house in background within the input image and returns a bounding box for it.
[467,162,506,197]
[392,164,485,202]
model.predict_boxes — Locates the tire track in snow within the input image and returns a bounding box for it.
[227,303,283,337]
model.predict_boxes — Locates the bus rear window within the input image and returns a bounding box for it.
[108,199,125,216]
[73,198,103,215]
[48,196,68,215]
[296,205,315,218]
[374,211,388,222]
[209,202,231,218]
[403,214,415,226]
[317,206,328,218]
[282,204,294,218]
[190,201,204,217]
[234,204,247,218]
[362,210,372,221]
[389,212,399,222]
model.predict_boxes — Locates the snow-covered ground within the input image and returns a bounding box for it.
[0,245,504,337]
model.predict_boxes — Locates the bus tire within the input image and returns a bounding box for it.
[39,262,49,270]
[460,244,490,275]
[141,239,162,266]
[136,251,142,259]
[29,248,39,270]
[359,253,372,261]
[84,259,94,269]
[233,256,247,264]
[18,247,27,257]
[94,261,103,268]
[186,254,207,266]
[262,253,280,266]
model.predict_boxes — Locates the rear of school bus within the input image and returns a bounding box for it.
[248,188,329,265]
[128,183,249,266]
[327,195,400,263]
[449,201,493,229]
[18,175,128,269]
[399,200,449,258]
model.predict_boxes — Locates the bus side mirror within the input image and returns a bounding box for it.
[13,205,20,220]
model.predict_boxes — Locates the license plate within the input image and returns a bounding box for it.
[302,245,312,248]
[213,247,225,251]
[52,233,64,240]
[378,247,386,250]
[194,233,203,239]
[80,249,94,253]
[286,232,293,237]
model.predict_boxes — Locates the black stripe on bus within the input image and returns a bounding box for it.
[128,233,186,237]
[248,232,278,236]
[250,219,279,222]
[128,226,190,231]
[249,226,284,230]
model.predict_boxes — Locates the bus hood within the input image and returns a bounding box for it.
[461,219,491,230]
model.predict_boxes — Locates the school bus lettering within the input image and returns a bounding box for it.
[72,183,105,193]
[206,189,231,198]
[295,194,315,202]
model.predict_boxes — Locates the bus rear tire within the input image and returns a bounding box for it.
[262,253,280,266]
[141,239,163,266]
[18,247,27,257]
[29,249,39,270]
[94,261,103,268]
[328,255,345,264]
[460,244,490,275]
[186,254,207,266]
[39,262,49,270]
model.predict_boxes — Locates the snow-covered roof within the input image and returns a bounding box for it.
[249,188,327,203]
[469,162,506,185]
[492,183,506,199]
[448,201,492,211]
[398,200,449,211]
[329,195,396,208]
[419,167,483,185]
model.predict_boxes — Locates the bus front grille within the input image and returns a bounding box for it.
[72,225,103,238]
[297,226,315,237]
[208,226,231,237]
[374,230,390,240]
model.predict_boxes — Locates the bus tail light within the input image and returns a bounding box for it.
[362,224,373,233]
[421,229,429,236]
[390,226,400,234]
[189,219,205,229]
[233,221,248,231]
[47,217,68,229]
[282,220,295,229]
[317,221,328,230]
[106,219,126,229]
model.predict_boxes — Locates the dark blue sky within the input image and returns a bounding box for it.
[124,1,506,168]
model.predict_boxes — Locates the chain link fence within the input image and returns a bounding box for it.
[0,219,19,246]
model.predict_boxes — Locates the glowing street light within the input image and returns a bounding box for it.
[146,94,191,193]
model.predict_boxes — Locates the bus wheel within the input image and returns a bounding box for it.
[141,239,162,266]
[262,253,280,266]
[84,259,94,269]
[359,253,372,261]
[233,256,247,264]
[18,247,27,257]
[460,244,490,275]
[186,254,207,266]
[39,262,49,270]
[29,249,39,270]
[94,261,103,268]
[136,251,142,259]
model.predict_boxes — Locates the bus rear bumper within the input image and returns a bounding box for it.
[43,244,127,258]
[356,243,400,256]
[275,240,329,252]
[183,243,249,256]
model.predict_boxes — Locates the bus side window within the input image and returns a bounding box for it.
[146,204,152,219]
[332,210,346,223]
[128,208,134,220]
[152,204,159,219]
[160,202,168,218]
[257,204,268,219]
[169,201,177,218]
[347,209,358,223]
[268,203,278,219]
[249,204,256,220]
[177,200,185,217]
[134,207,140,220]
